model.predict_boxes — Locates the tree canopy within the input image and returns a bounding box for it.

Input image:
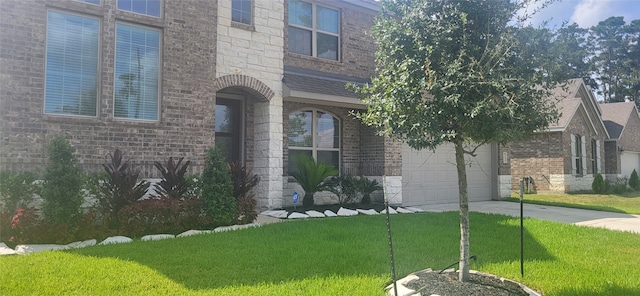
[353,0,564,282]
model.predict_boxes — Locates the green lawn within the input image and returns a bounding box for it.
[1,212,639,295]
[507,191,640,214]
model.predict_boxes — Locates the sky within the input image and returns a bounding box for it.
[523,0,640,28]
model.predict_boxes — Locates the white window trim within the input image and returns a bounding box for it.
[288,108,341,172]
[288,0,340,60]
[113,22,162,122]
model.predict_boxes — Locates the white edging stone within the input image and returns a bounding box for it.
[305,210,326,218]
[66,239,97,249]
[337,207,359,216]
[15,244,69,254]
[357,209,379,215]
[381,207,398,214]
[99,236,133,245]
[141,234,175,241]
[0,243,17,255]
[396,207,414,214]
[288,212,309,219]
[324,210,338,217]
[176,230,215,237]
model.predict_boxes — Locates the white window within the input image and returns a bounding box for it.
[591,139,601,174]
[44,11,99,117]
[232,0,252,25]
[288,109,340,174]
[288,0,339,60]
[114,23,160,120]
[571,134,587,176]
[117,0,161,17]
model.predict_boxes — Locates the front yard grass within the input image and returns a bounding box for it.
[1,212,639,295]
[507,191,640,214]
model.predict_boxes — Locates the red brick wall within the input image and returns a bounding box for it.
[0,0,218,176]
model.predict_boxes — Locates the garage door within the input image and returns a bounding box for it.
[401,143,493,206]
[621,152,640,178]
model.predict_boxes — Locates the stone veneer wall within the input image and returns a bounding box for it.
[0,0,218,177]
[216,0,285,210]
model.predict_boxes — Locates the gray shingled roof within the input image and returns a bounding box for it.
[283,66,369,98]
[549,78,583,130]
[600,101,636,139]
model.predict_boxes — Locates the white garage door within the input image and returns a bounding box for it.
[401,143,493,206]
[621,152,640,178]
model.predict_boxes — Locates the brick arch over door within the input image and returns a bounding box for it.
[213,75,274,102]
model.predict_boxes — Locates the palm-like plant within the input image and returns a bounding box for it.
[291,156,338,207]
[153,157,192,200]
[357,177,383,205]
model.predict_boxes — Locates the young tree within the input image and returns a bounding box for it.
[354,0,561,281]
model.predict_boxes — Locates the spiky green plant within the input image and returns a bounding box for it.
[357,177,383,205]
[291,156,338,207]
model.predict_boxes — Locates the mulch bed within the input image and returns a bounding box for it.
[401,269,532,296]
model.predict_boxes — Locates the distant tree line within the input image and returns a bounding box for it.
[521,17,640,105]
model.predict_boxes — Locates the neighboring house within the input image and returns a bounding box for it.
[600,102,640,179]
[501,78,610,193]
[0,0,500,210]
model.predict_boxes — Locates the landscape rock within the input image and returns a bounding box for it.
[15,244,69,254]
[324,210,338,217]
[141,234,175,241]
[337,207,359,216]
[176,230,214,237]
[396,207,414,214]
[261,210,288,218]
[288,212,310,219]
[305,210,326,218]
[66,239,97,249]
[0,243,16,255]
[381,207,398,214]
[404,207,425,213]
[215,225,240,232]
[99,236,133,245]
[357,209,379,215]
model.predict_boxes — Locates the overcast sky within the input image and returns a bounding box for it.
[523,0,640,28]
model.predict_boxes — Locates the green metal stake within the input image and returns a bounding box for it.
[520,179,524,277]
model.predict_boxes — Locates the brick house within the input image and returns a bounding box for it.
[500,79,610,193]
[600,101,640,179]
[1,0,502,210]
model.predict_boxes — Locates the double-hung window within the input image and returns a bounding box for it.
[45,11,99,117]
[288,0,339,60]
[232,0,252,25]
[114,23,160,120]
[117,0,161,17]
[288,109,340,174]
[571,134,586,176]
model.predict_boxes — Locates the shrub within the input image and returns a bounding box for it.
[0,171,39,215]
[592,173,606,194]
[629,169,639,191]
[200,148,236,227]
[153,157,192,199]
[291,155,338,207]
[40,136,84,225]
[356,176,383,204]
[326,174,359,205]
[7,207,40,244]
[117,198,210,237]
[607,177,629,195]
[98,148,150,227]
[228,161,260,224]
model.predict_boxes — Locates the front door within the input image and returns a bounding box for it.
[215,98,242,163]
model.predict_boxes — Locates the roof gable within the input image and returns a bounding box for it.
[547,79,609,138]
[600,101,639,140]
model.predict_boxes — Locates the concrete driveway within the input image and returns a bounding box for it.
[419,201,640,234]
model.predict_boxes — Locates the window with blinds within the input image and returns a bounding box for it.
[114,23,160,120]
[44,11,99,117]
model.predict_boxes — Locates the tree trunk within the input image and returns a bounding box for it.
[454,139,470,282]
